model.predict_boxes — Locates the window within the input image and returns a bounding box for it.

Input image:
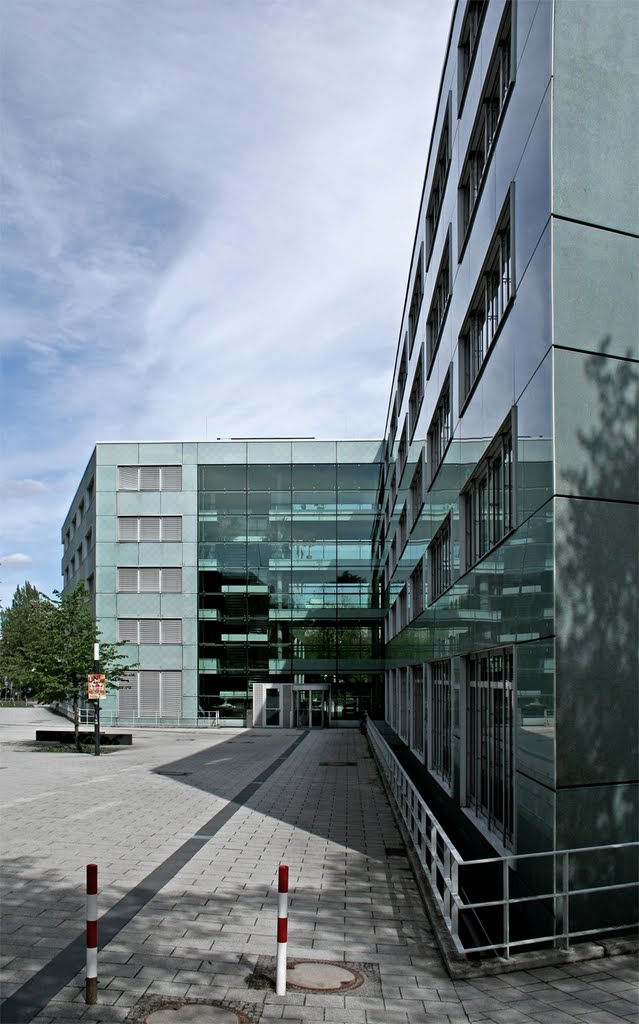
[426,230,451,374]
[118,670,182,718]
[428,513,452,602]
[458,0,487,113]
[427,369,452,485]
[117,516,182,542]
[430,660,452,785]
[459,5,513,253]
[398,504,408,553]
[397,418,408,480]
[466,647,514,845]
[408,248,424,354]
[398,667,408,741]
[410,558,424,618]
[388,399,398,456]
[85,573,94,595]
[426,95,452,266]
[460,191,514,403]
[463,417,514,568]
[117,619,182,644]
[411,665,425,756]
[116,567,182,593]
[408,347,424,441]
[85,527,93,554]
[87,478,94,505]
[117,466,182,491]
[78,499,85,521]
[410,451,424,527]
[397,336,408,405]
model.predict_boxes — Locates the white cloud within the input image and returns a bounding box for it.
[0,479,51,496]
[0,553,33,567]
[0,0,454,609]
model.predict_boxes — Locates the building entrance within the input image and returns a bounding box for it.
[293,686,328,728]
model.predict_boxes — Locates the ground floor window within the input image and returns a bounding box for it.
[430,660,452,785]
[466,647,514,846]
[119,671,182,719]
[411,665,425,757]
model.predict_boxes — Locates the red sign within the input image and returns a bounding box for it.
[87,674,107,700]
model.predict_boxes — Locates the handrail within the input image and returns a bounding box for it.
[367,719,639,958]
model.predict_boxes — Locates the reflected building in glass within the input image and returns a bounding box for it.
[61,0,637,918]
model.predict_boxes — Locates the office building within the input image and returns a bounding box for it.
[62,0,637,949]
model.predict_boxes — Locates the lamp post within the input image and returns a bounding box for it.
[93,643,101,757]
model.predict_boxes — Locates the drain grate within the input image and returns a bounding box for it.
[319,761,357,767]
[156,771,192,776]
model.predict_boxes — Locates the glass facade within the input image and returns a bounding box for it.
[197,442,384,726]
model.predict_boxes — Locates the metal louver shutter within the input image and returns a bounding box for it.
[117,567,138,593]
[161,517,182,541]
[139,671,160,716]
[161,671,182,717]
[118,672,137,714]
[139,567,161,592]
[161,466,182,491]
[140,517,161,542]
[117,619,139,642]
[161,619,182,644]
[118,466,139,490]
[161,567,182,592]
[139,619,161,644]
[118,517,139,541]
[140,466,160,490]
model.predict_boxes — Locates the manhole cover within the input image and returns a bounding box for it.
[144,1004,250,1023]
[285,960,364,992]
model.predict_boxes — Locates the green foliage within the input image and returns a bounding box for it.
[0,580,134,705]
[34,584,132,705]
[0,582,50,695]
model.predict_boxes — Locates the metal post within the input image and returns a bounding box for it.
[502,859,510,958]
[563,852,570,950]
[276,865,289,995]
[93,643,100,757]
[85,863,98,1003]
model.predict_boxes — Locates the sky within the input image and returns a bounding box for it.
[0,0,454,611]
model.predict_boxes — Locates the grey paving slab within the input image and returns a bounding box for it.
[2,708,638,1024]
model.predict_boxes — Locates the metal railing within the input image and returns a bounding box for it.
[52,703,220,729]
[368,719,639,958]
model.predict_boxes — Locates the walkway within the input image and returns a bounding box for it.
[0,708,637,1023]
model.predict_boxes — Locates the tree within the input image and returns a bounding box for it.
[0,581,134,750]
[0,582,50,697]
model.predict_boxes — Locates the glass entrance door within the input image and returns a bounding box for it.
[293,687,328,728]
[265,687,281,727]
[310,689,325,727]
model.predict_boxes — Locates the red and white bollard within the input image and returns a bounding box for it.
[276,864,288,995]
[86,864,98,1004]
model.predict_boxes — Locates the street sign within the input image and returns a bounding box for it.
[87,674,107,700]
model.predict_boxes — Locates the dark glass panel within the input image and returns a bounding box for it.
[292,464,336,490]
[247,490,291,514]
[199,491,246,514]
[199,465,246,491]
[247,464,291,490]
[337,463,381,490]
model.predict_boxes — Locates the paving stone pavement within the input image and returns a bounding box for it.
[1,708,637,1024]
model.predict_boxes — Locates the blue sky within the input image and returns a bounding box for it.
[0,0,453,610]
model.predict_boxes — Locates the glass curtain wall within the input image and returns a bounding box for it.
[197,442,383,725]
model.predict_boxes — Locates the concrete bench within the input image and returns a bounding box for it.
[35,730,133,745]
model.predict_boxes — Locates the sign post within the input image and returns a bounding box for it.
[87,643,105,756]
